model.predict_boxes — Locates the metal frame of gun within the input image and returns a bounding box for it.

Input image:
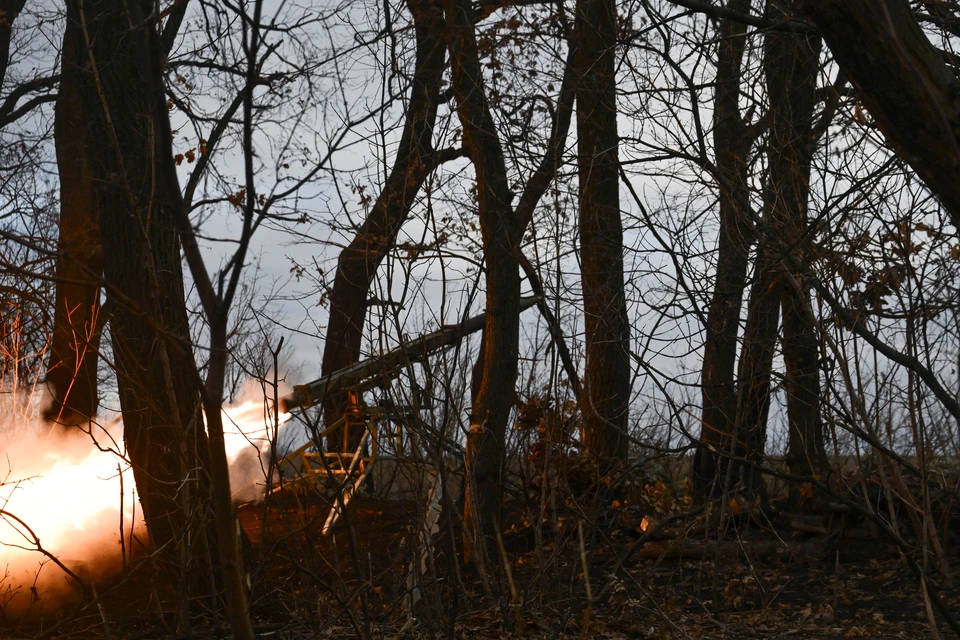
[279,295,539,413]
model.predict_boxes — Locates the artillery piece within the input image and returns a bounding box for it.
[280,295,539,412]
[275,296,539,533]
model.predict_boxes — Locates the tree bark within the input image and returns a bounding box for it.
[443,0,522,558]
[730,246,780,496]
[575,0,631,470]
[693,0,753,497]
[320,0,446,451]
[765,0,825,482]
[45,4,102,426]
[68,0,217,610]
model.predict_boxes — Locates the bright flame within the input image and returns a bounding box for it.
[0,382,295,614]
[2,440,136,555]
[0,397,140,614]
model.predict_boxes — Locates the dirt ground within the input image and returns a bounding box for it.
[2,488,957,639]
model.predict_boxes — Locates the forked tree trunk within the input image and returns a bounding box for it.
[575,0,631,471]
[461,19,578,561]
[765,0,825,482]
[693,0,753,498]
[320,0,446,451]
[68,0,217,605]
[725,0,824,496]
[45,9,102,426]
[443,0,521,559]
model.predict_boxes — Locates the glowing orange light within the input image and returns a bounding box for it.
[0,384,291,610]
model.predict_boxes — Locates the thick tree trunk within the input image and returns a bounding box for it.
[803,0,960,227]
[765,1,825,482]
[45,7,102,426]
[693,0,753,497]
[320,0,446,451]
[575,0,631,470]
[68,0,215,603]
[443,0,521,558]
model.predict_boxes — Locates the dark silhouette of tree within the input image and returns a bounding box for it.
[693,0,756,497]
[64,0,235,630]
[804,0,960,226]
[575,0,631,470]
[320,0,447,452]
[729,0,824,497]
[768,1,825,483]
[443,0,522,560]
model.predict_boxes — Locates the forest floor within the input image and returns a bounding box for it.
[235,493,955,640]
[2,487,957,639]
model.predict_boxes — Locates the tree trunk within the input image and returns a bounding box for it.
[45,6,102,426]
[766,0,825,482]
[443,0,521,558]
[575,0,631,471]
[781,279,825,479]
[723,0,825,497]
[68,0,216,604]
[730,247,780,496]
[693,0,753,498]
[320,0,446,451]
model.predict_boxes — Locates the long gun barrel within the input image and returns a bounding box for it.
[280,296,539,412]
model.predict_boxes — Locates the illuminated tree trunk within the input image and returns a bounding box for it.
[693,0,753,498]
[444,0,521,558]
[45,8,102,426]
[575,0,630,470]
[321,0,446,451]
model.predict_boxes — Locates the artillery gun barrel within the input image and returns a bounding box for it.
[280,296,539,412]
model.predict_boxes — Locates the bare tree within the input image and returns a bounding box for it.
[767,0,825,483]
[804,0,960,225]
[726,0,824,496]
[575,0,631,470]
[320,0,447,452]
[66,0,227,627]
[693,0,757,496]
[443,0,522,559]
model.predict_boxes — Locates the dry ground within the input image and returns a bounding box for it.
[1,487,956,639]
